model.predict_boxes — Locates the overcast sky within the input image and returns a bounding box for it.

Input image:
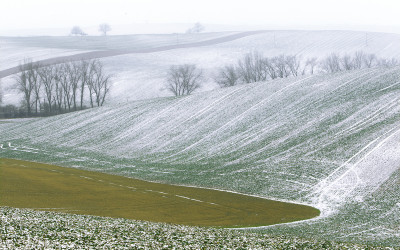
[1,0,399,34]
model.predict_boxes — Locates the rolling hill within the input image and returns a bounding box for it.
[2,30,400,105]
[1,65,400,246]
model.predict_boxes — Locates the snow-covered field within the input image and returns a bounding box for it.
[1,30,400,247]
[0,31,237,72]
[2,30,400,105]
[0,31,238,105]
[1,65,400,246]
[104,30,400,103]
[0,45,92,72]
[0,207,366,249]
[0,32,237,51]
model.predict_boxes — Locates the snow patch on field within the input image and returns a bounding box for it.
[0,45,92,71]
[311,125,400,213]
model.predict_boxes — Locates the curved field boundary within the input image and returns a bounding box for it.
[0,158,319,227]
[0,31,267,79]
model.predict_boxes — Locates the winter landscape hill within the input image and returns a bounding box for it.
[1,30,400,247]
[2,30,400,105]
[1,66,400,246]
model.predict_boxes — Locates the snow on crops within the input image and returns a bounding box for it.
[0,207,367,249]
[1,66,400,246]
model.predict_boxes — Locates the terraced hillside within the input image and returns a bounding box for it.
[1,66,400,246]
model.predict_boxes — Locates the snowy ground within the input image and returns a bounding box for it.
[1,30,400,247]
[2,30,400,106]
[0,207,368,249]
[0,31,237,105]
[0,44,92,71]
[1,66,400,246]
[103,30,400,104]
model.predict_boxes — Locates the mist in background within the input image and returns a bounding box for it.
[1,0,399,36]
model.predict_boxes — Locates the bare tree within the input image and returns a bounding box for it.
[89,60,112,106]
[186,22,205,33]
[31,67,42,115]
[87,60,96,108]
[14,70,30,115]
[237,51,268,83]
[320,53,342,73]
[70,26,85,36]
[364,53,377,68]
[264,57,278,79]
[53,64,64,113]
[58,63,74,111]
[14,59,39,116]
[353,51,365,69]
[274,55,291,78]
[340,54,354,71]
[64,61,82,111]
[285,55,301,77]
[305,57,318,75]
[78,60,91,109]
[166,64,203,96]
[99,23,111,36]
[16,60,42,115]
[38,65,56,114]
[214,65,240,87]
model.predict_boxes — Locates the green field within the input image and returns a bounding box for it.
[0,158,319,227]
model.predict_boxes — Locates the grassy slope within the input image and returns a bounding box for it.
[0,158,319,227]
[1,67,400,246]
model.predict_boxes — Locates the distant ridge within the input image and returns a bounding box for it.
[0,31,267,78]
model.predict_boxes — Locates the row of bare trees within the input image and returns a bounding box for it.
[164,50,399,96]
[320,51,399,73]
[215,51,399,87]
[214,52,317,87]
[13,59,112,117]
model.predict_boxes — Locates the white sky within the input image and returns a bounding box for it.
[1,0,399,33]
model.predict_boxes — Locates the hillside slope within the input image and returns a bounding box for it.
[1,67,400,245]
[3,30,400,105]
[102,30,400,102]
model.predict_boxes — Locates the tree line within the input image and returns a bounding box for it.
[70,23,111,36]
[0,59,112,118]
[165,50,399,94]
[1,50,398,118]
[215,51,399,87]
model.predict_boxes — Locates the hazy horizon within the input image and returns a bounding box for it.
[1,0,400,36]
